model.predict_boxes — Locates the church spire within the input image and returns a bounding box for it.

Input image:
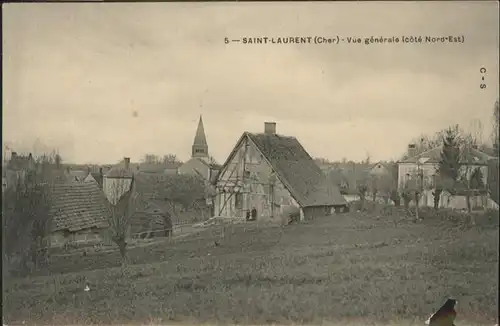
[192,115,208,159]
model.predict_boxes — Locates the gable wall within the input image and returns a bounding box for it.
[214,135,299,221]
[103,177,132,205]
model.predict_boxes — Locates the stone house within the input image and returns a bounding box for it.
[213,122,347,222]
[397,144,496,209]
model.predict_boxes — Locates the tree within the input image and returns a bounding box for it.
[162,154,181,164]
[390,189,401,207]
[487,159,499,206]
[401,129,450,160]
[3,181,51,274]
[435,126,461,209]
[2,151,60,275]
[357,182,368,210]
[314,157,333,166]
[143,154,161,164]
[363,152,371,165]
[400,188,412,210]
[469,119,484,148]
[108,175,137,266]
[378,176,395,205]
[369,175,378,202]
[137,173,208,220]
[491,99,499,156]
[162,174,207,210]
[469,167,485,190]
[207,155,219,166]
[457,139,483,220]
[399,170,419,213]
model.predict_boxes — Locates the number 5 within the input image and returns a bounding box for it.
[224,37,229,44]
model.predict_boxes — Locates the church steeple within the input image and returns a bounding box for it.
[192,115,208,159]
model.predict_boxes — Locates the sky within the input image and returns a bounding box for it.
[2,2,499,164]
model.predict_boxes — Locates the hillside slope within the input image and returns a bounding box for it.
[3,212,498,325]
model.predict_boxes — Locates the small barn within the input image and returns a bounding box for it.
[213,122,347,222]
[48,181,110,248]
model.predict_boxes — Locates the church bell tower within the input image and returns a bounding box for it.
[192,115,209,160]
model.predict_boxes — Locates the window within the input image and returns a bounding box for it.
[235,193,243,209]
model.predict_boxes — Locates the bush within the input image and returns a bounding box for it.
[416,208,498,226]
[280,206,301,225]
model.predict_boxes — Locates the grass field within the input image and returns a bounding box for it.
[3,210,499,325]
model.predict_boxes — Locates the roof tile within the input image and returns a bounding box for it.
[247,133,346,207]
[49,181,110,232]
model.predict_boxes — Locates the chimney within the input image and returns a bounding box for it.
[264,122,276,135]
[408,143,417,158]
[124,157,130,170]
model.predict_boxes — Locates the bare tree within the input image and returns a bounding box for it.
[314,157,333,166]
[400,188,413,210]
[492,99,499,155]
[143,154,161,164]
[363,152,371,165]
[378,176,394,205]
[369,175,379,202]
[457,132,487,224]
[399,172,418,215]
[162,154,181,164]
[357,182,368,211]
[487,159,499,206]
[469,119,484,147]
[107,174,137,266]
[207,155,219,166]
[400,127,456,160]
[403,169,424,220]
